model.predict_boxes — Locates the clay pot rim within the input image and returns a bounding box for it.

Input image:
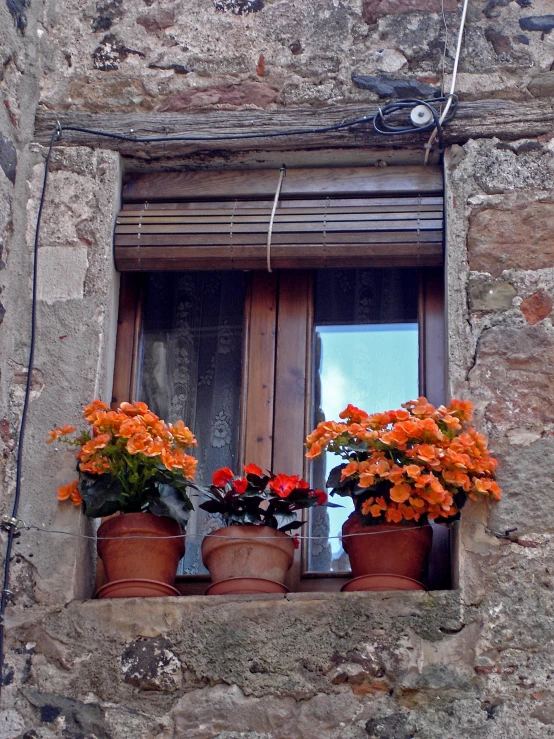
[341,574,426,592]
[97,511,185,537]
[95,578,181,599]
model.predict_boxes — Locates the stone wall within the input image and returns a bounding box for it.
[0,1,553,737]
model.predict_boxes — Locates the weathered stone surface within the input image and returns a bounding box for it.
[0,136,16,185]
[214,0,265,14]
[519,15,554,34]
[528,72,554,98]
[170,684,364,739]
[468,142,554,194]
[37,247,88,305]
[121,637,182,692]
[91,0,124,32]
[520,290,553,325]
[0,709,25,739]
[22,689,110,737]
[468,281,516,312]
[351,73,438,99]
[136,10,174,33]
[468,203,554,276]
[365,713,411,739]
[469,324,554,433]
[157,82,280,111]
[5,0,29,33]
[485,27,512,57]
[489,439,554,534]
[362,0,458,25]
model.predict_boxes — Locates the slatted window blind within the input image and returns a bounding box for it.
[115,166,444,271]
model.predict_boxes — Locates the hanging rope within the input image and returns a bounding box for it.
[266,165,286,273]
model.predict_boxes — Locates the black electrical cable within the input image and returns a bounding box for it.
[61,114,376,143]
[0,128,59,698]
[0,96,459,699]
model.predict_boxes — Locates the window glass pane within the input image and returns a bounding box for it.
[308,268,419,573]
[139,272,245,574]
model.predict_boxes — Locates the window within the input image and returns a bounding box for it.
[111,165,449,593]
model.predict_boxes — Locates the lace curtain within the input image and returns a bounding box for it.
[139,272,245,575]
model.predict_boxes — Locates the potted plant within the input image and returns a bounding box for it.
[50,399,197,598]
[305,397,501,591]
[197,463,339,595]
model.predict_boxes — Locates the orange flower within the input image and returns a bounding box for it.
[57,479,82,506]
[358,472,376,488]
[305,441,322,459]
[171,420,197,448]
[143,437,164,457]
[126,432,152,455]
[79,459,110,475]
[339,404,369,423]
[244,462,264,477]
[118,418,146,439]
[47,425,76,443]
[390,482,412,503]
[404,464,422,479]
[212,467,235,487]
[341,461,359,481]
[385,506,403,523]
[119,401,149,417]
[83,399,109,421]
[448,398,473,422]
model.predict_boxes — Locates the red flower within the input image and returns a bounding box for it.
[244,462,264,477]
[212,467,235,487]
[269,473,297,498]
[232,477,248,494]
[313,489,327,505]
[296,478,310,490]
[293,534,300,550]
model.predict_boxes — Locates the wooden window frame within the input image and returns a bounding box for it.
[111,266,448,595]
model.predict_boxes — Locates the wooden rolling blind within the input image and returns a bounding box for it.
[115,166,444,271]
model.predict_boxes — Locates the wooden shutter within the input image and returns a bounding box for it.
[115,166,444,271]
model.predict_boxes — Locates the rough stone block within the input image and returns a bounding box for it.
[488,438,554,537]
[158,82,280,111]
[520,290,553,325]
[362,0,458,25]
[469,324,554,433]
[120,637,182,692]
[519,15,554,34]
[468,281,516,312]
[37,246,88,304]
[468,202,554,276]
[529,72,554,98]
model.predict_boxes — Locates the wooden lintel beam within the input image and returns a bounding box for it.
[34,99,554,162]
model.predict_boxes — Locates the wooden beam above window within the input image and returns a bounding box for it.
[34,99,554,164]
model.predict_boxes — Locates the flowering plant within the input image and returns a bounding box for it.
[305,397,501,526]
[197,463,340,533]
[49,400,197,527]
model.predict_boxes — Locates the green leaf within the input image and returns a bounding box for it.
[79,473,124,518]
[280,520,305,533]
[147,484,192,528]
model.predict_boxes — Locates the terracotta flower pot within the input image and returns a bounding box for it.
[201,525,295,594]
[96,512,185,598]
[341,512,433,591]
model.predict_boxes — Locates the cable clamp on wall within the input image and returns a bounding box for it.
[1,515,28,531]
